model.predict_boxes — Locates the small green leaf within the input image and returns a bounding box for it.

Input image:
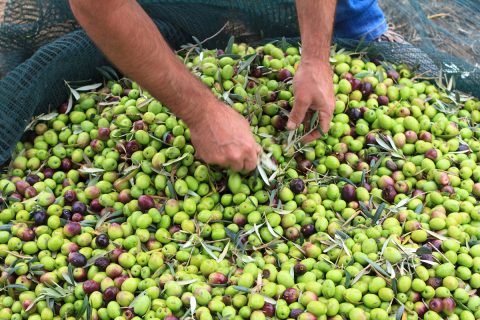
[166,180,177,199]
[372,202,386,223]
[414,203,423,214]
[309,111,319,131]
[237,53,257,74]
[392,278,398,294]
[225,36,235,54]
[359,202,373,219]
[416,247,432,256]
[363,257,389,277]
[396,304,405,320]
[345,270,351,288]
[233,286,251,293]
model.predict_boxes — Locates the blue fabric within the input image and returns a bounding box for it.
[334,0,388,41]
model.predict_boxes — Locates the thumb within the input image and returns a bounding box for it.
[287,98,309,130]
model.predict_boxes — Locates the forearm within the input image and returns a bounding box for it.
[69,0,214,126]
[295,0,337,62]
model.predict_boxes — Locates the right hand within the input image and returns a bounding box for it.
[189,100,262,172]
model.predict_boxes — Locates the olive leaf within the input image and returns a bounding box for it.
[372,202,386,224]
[237,53,258,74]
[396,304,405,320]
[363,257,389,277]
[233,286,251,293]
[225,36,235,54]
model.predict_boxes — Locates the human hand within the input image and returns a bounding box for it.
[189,100,262,172]
[287,59,335,142]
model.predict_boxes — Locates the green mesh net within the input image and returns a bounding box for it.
[0,0,479,163]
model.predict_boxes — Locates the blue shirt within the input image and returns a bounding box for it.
[334,0,387,41]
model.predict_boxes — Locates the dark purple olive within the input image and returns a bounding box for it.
[250,67,263,78]
[103,286,119,302]
[68,252,87,267]
[290,309,303,319]
[277,69,293,82]
[297,159,313,174]
[64,190,77,204]
[386,160,398,171]
[365,133,377,145]
[342,184,357,202]
[350,78,361,91]
[90,198,103,212]
[382,185,397,203]
[387,70,399,81]
[271,115,287,131]
[160,132,173,145]
[458,144,470,152]
[138,195,155,211]
[301,224,315,237]
[283,288,299,304]
[61,158,73,172]
[361,82,373,98]
[222,295,232,305]
[428,239,442,250]
[94,257,110,270]
[97,127,110,141]
[133,120,147,131]
[95,234,109,248]
[83,280,100,294]
[25,175,40,185]
[33,210,48,226]
[72,201,86,215]
[43,168,54,179]
[347,108,363,122]
[15,180,29,195]
[169,225,181,234]
[377,95,389,106]
[420,254,434,267]
[290,179,305,194]
[125,140,140,155]
[294,263,307,275]
[61,209,73,220]
[429,297,443,313]
[262,303,275,317]
[427,277,442,289]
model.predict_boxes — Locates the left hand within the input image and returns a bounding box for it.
[287,59,335,142]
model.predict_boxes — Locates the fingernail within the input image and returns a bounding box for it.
[286,121,296,130]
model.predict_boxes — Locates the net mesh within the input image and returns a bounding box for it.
[0,0,479,163]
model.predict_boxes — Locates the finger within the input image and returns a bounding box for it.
[319,110,333,134]
[227,152,244,172]
[243,148,259,172]
[287,98,310,130]
[256,144,263,156]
